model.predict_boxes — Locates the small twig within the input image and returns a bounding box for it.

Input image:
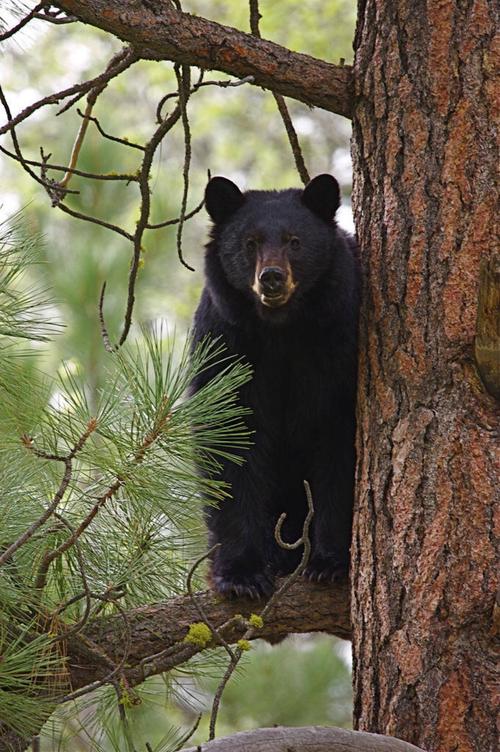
[173,713,202,752]
[272,94,310,185]
[194,74,255,91]
[0,144,138,181]
[58,50,141,193]
[35,405,173,583]
[38,479,122,580]
[208,480,314,740]
[156,66,202,123]
[0,422,96,567]
[0,2,45,41]
[0,85,78,198]
[34,8,77,25]
[56,200,133,241]
[98,282,115,353]
[186,544,236,662]
[248,0,309,185]
[37,514,93,641]
[115,72,188,348]
[174,63,195,272]
[78,108,145,151]
[156,73,254,122]
[58,597,132,703]
[0,47,137,137]
[56,48,138,117]
[146,195,205,229]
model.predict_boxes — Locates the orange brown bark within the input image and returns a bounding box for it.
[351,1,499,750]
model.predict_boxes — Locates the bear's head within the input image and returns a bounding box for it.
[204,174,341,323]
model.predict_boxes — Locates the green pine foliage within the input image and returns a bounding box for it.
[0,216,252,748]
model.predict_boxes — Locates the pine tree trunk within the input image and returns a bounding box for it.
[350,2,498,750]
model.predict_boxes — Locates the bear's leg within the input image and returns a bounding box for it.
[205,459,277,599]
[303,441,354,583]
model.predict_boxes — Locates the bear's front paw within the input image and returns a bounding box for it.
[304,554,348,584]
[212,570,275,599]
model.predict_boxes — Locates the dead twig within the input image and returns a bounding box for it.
[0,47,138,137]
[0,85,78,198]
[174,63,195,272]
[77,108,145,151]
[0,2,45,42]
[0,143,138,181]
[186,544,236,662]
[249,0,310,185]
[208,479,315,740]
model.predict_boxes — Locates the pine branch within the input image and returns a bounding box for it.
[66,577,350,692]
[56,0,353,118]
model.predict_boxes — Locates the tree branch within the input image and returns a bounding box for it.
[67,578,351,692]
[178,726,426,752]
[474,253,500,400]
[56,0,353,118]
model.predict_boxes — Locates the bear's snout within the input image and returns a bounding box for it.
[252,254,297,308]
[259,266,286,295]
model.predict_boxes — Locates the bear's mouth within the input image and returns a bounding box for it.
[259,291,291,308]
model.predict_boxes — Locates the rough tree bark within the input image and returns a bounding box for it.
[68,578,351,690]
[351,2,499,751]
[57,0,353,116]
[178,725,426,752]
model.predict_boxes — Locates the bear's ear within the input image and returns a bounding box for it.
[205,176,245,224]
[301,174,340,221]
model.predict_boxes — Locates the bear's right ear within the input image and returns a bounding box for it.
[205,177,245,224]
[301,174,340,221]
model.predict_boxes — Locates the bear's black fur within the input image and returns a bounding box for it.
[190,174,360,598]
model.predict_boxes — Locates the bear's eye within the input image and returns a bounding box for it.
[245,238,258,253]
[290,236,301,252]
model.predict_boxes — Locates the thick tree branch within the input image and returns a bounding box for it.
[178,726,426,752]
[474,253,500,400]
[67,578,350,692]
[56,0,353,118]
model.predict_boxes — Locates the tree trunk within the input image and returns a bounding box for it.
[350,2,498,751]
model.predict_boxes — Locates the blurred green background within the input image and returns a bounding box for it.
[1,1,355,747]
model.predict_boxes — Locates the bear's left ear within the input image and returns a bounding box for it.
[301,174,340,221]
[205,176,245,224]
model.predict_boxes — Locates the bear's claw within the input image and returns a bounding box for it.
[212,571,274,599]
[303,556,348,584]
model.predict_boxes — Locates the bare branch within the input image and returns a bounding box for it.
[0,85,78,198]
[116,96,182,346]
[146,194,204,229]
[56,200,133,240]
[179,726,427,752]
[56,0,353,118]
[34,7,77,24]
[0,2,45,42]
[77,108,145,151]
[0,47,138,136]
[0,144,138,181]
[249,0,310,185]
[174,63,195,273]
[59,51,131,190]
[68,576,351,692]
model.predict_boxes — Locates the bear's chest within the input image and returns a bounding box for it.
[241,329,342,443]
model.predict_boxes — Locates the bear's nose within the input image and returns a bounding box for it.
[259,267,286,294]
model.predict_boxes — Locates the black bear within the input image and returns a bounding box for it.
[190,174,360,598]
